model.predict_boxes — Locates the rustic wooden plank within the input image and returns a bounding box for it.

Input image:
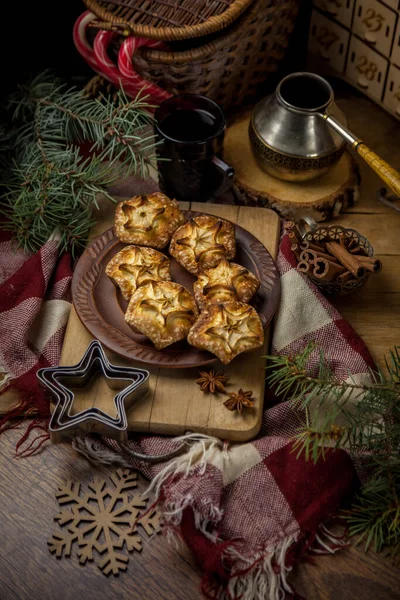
[293,529,400,600]
[333,291,400,370]
[0,428,202,600]
[330,214,400,255]
[148,367,201,436]
[191,202,240,222]
[0,389,19,415]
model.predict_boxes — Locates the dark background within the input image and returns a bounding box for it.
[0,0,311,103]
[1,0,92,99]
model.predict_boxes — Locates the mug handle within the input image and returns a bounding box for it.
[211,156,234,197]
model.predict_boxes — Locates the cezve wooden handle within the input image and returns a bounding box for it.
[324,114,400,198]
[355,143,400,198]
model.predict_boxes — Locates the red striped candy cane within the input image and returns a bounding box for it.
[93,30,139,97]
[73,11,171,105]
[118,36,171,104]
[73,11,110,78]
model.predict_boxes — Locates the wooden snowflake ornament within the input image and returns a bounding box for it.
[48,469,161,576]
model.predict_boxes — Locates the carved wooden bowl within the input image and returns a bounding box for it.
[72,211,281,368]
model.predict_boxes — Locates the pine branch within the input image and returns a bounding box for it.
[1,73,158,257]
[266,342,400,556]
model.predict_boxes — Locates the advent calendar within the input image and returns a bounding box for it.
[308,0,400,120]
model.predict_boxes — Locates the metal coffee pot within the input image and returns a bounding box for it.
[249,72,400,197]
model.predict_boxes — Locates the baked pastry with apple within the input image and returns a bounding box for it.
[114,193,185,249]
[125,281,198,350]
[169,215,235,275]
[105,245,171,301]
[193,259,260,310]
[187,300,264,364]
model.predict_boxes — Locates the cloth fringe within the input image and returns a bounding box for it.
[73,433,348,600]
[0,380,51,457]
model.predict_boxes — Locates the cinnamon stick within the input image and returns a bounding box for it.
[300,249,318,263]
[356,256,382,273]
[301,240,327,253]
[284,222,302,243]
[346,238,368,255]
[300,241,339,262]
[284,221,297,230]
[297,261,310,273]
[287,231,301,246]
[291,243,302,260]
[312,259,329,279]
[347,244,368,256]
[337,271,354,284]
[312,258,346,281]
[325,241,366,278]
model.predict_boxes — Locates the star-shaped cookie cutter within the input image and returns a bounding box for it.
[37,340,150,443]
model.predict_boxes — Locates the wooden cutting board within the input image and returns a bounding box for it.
[2,201,280,441]
[60,201,280,441]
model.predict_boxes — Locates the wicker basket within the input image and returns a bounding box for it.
[132,0,300,111]
[84,0,254,40]
[79,0,300,111]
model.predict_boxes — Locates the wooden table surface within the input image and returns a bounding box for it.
[1,89,400,600]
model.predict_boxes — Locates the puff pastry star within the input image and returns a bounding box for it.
[125,281,199,350]
[114,192,186,249]
[193,259,260,309]
[105,245,171,301]
[169,215,236,275]
[187,301,264,364]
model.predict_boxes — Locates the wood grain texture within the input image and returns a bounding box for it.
[1,92,400,600]
[0,429,202,600]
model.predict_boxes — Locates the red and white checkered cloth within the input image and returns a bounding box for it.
[0,230,72,455]
[73,234,375,600]
[0,213,375,598]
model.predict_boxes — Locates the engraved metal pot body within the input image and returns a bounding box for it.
[249,72,347,182]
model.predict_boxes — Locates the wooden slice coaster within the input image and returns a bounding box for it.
[224,114,360,222]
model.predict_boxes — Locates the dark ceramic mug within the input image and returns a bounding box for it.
[154,94,234,202]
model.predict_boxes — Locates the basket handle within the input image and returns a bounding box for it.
[87,19,132,36]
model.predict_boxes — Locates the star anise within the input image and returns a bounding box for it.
[223,389,254,413]
[196,370,229,394]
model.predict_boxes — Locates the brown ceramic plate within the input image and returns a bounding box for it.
[72,211,280,368]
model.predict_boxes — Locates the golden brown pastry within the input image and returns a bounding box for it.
[169,215,236,275]
[105,245,171,301]
[193,259,260,310]
[187,301,264,364]
[125,281,198,350]
[114,192,186,249]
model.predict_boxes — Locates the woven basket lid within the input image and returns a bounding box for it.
[83,0,254,41]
